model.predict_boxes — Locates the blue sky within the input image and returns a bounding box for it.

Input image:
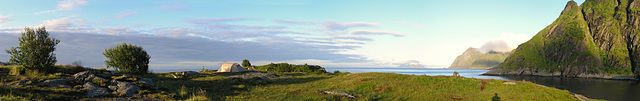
[0,0,585,71]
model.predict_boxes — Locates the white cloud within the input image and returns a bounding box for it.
[186,18,263,24]
[495,33,532,49]
[115,9,140,19]
[393,60,425,68]
[323,21,379,31]
[350,30,405,37]
[479,40,511,53]
[0,17,413,72]
[477,33,532,53]
[58,0,88,10]
[0,15,13,26]
[35,0,88,14]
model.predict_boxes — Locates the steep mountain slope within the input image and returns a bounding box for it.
[485,0,640,78]
[449,48,510,69]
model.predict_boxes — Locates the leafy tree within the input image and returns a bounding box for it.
[242,59,251,67]
[5,27,60,73]
[103,43,150,74]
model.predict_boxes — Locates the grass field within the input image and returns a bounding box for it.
[1,65,592,101]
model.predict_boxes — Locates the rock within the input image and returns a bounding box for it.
[502,81,517,85]
[138,78,155,87]
[109,80,140,96]
[37,78,72,87]
[323,91,356,98]
[85,74,108,82]
[11,79,30,88]
[247,67,256,71]
[83,82,109,96]
[169,74,179,78]
[175,71,199,76]
[102,70,120,74]
[73,71,93,81]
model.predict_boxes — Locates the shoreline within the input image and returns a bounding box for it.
[481,69,638,80]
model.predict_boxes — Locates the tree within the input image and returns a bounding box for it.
[103,43,150,74]
[6,26,60,73]
[242,59,251,67]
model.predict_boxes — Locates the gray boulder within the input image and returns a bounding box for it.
[37,78,72,87]
[109,80,140,96]
[85,74,108,82]
[323,91,356,98]
[11,79,30,88]
[83,82,109,96]
[138,78,155,87]
[73,71,93,81]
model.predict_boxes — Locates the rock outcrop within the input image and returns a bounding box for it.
[486,0,640,78]
[323,91,356,98]
[449,48,510,69]
[83,82,109,97]
[9,70,154,97]
[109,80,140,96]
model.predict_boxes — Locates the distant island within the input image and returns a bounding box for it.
[449,48,510,69]
[485,1,640,79]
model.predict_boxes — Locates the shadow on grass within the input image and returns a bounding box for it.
[270,76,331,85]
[148,72,333,100]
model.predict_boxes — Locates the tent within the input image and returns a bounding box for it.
[217,62,247,72]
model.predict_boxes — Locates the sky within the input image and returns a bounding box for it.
[0,0,586,71]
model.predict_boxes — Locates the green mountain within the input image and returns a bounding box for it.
[485,0,640,78]
[449,48,510,69]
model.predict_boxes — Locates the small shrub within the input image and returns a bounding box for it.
[179,85,188,97]
[186,89,209,101]
[9,66,25,76]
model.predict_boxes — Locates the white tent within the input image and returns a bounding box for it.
[217,62,247,72]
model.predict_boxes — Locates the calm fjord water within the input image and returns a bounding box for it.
[325,67,640,101]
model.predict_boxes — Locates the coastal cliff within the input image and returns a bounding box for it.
[484,0,640,79]
[449,48,509,69]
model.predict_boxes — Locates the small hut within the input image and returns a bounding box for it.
[217,62,247,72]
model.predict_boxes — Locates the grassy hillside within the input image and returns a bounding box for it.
[494,0,639,76]
[225,73,582,100]
[1,65,591,100]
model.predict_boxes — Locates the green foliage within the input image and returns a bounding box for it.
[242,59,251,67]
[103,43,151,74]
[5,27,60,74]
[253,63,327,73]
[562,21,586,40]
[9,66,25,76]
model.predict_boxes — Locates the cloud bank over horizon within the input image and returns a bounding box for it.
[0,14,417,71]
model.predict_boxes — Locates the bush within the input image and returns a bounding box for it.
[103,43,150,74]
[5,26,60,74]
[242,59,251,67]
[10,66,25,76]
[253,63,327,73]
